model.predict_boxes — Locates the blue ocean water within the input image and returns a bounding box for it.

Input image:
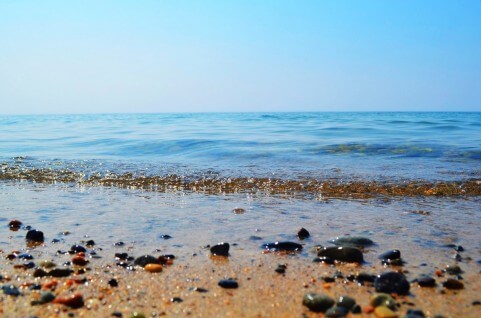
[1,112,480,181]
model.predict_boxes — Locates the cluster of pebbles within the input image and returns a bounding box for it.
[1,220,479,317]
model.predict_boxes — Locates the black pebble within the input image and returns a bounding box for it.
[48,268,74,277]
[472,301,481,306]
[161,234,172,240]
[356,272,376,284]
[134,255,159,267]
[262,241,303,252]
[108,278,118,287]
[313,257,335,264]
[193,287,208,293]
[210,242,230,256]
[218,279,238,289]
[442,278,464,290]
[171,297,183,303]
[70,245,86,253]
[18,254,34,260]
[374,271,410,295]
[378,249,401,260]
[114,242,125,246]
[298,228,310,240]
[111,312,122,317]
[26,230,44,242]
[417,276,436,287]
[115,253,129,260]
[317,246,363,263]
[85,240,95,246]
[275,264,287,274]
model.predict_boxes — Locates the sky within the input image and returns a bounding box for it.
[0,0,480,114]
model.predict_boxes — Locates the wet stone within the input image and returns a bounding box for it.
[406,309,425,318]
[115,253,129,260]
[325,306,348,317]
[26,230,44,242]
[53,293,84,308]
[134,255,159,267]
[218,279,238,289]
[298,228,310,240]
[18,253,34,260]
[33,268,47,277]
[337,295,356,310]
[444,265,462,275]
[313,256,335,264]
[111,312,123,317]
[210,242,230,256]
[48,268,74,277]
[2,285,20,296]
[39,292,55,304]
[302,293,335,313]
[114,242,125,246]
[9,219,22,230]
[356,272,376,284]
[382,258,404,266]
[275,264,287,274]
[144,263,163,273]
[170,297,183,303]
[371,293,397,310]
[374,306,397,318]
[416,275,435,287]
[108,278,118,287]
[192,287,208,293]
[262,241,303,252]
[70,245,86,253]
[379,250,401,260]
[352,304,362,314]
[374,272,410,295]
[317,246,364,263]
[330,236,374,248]
[160,234,172,240]
[442,278,464,290]
[85,240,95,246]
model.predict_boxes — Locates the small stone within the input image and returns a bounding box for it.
[298,228,310,240]
[111,312,123,317]
[356,272,376,284]
[160,234,172,240]
[262,241,303,252]
[70,245,86,253]
[374,272,410,295]
[134,255,159,267]
[302,293,335,313]
[352,304,362,314]
[337,295,356,310]
[26,230,44,242]
[378,250,401,260]
[53,293,84,308]
[218,279,238,289]
[108,278,118,287]
[192,287,208,293]
[48,268,74,277]
[114,242,125,246]
[18,253,34,260]
[313,256,335,264]
[210,243,230,256]
[33,268,48,277]
[472,301,481,306]
[417,276,436,287]
[275,264,287,274]
[8,220,22,230]
[406,309,425,317]
[115,253,129,260]
[72,256,88,266]
[330,236,374,248]
[370,293,397,310]
[323,277,335,283]
[2,285,20,296]
[170,297,183,303]
[85,240,95,246]
[318,246,364,263]
[40,260,56,269]
[325,306,349,317]
[40,291,55,303]
[374,306,397,318]
[249,236,262,241]
[442,278,464,290]
[144,263,163,273]
[233,208,245,214]
[444,265,462,275]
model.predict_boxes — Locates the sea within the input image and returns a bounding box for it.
[0,112,480,272]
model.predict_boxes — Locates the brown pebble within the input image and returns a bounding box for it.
[8,220,22,230]
[53,293,84,308]
[144,263,163,273]
[442,278,464,290]
[72,256,89,266]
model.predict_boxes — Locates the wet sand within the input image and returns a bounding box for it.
[1,181,481,317]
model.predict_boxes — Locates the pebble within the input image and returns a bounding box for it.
[144,263,163,273]
[444,265,462,275]
[192,287,208,293]
[337,295,356,310]
[18,253,34,260]
[374,306,397,318]
[70,245,86,253]
[8,219,22,230]
[325,306,349,317]
[356,272,376,284]
[442,278,464,289]
[26,230,44,242]
[302,293,335,313]
[249,236,263,241]
[72,256,88,266]
[210,242,230,256]
[48,268,74,277]
[2,285,21,296]
[379,250,401,260]
[134,255,159,267]
[416,275,436,287]
[317,246,364,263]
[160,234,172,239]
[108,278,118,287]
[382,258,404,266]
[370,293,397,310]
[53,293,84,308]
[218,279,238,289]
[85,240,95,246]
[40,260,56,268]
[262,241,303,252]
[298,228,310,240]
[36,292,55,305]
[111,312,123,317]
[405,309,425,317]
[275,264,287,274]
[233,208,245,214]
[374,272,410,295]
[114,241,125,246]
[170,297,183,303]
[330,236,374,248]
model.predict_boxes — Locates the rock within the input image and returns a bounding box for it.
[405,309,425,317]
[374,306,397,318]
[313,256,335,264]
[40,291,55,303]
[417,275,436,287]
[442,278,464,290]
[352,304,362,314]
[302,293,335,313]
[337,295,356,310]
[160,234,172,239]
[144,263,163,273]
[18,254,34,260]
[26,230,44,242]
[330,236,374,248]
[249,236,263,241]
[444,265,462,275]
[72,256,88,266]
[374,272,410,295]
[378,250,401,260]
[53,293,84,308]
[70,245,86,253]
[114,241,125,246]
[218,279,238,289]
[317,246,364,263]
[381,258,404,266]
[192,287,208,293]
[108,278,118,287]
[170,297,183,303]
[210,242,230,256]
[2,285,20,296]
[262,241,303,252]
[85,240,95,246]
[8,219,22,230]
[134,255,159,267]
[39,260,56,269]
[33,268,48,277]
[48,268,74,277]
[298,228,310,240]
[233,208,245,214]
[356,272,376,284]
[370,293,397,310]
[325,306,349,317]
[275,264,287,274]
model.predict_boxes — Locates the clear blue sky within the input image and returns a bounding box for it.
[1,0,480,114]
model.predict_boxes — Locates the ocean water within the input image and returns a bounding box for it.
[1,112,480,181]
